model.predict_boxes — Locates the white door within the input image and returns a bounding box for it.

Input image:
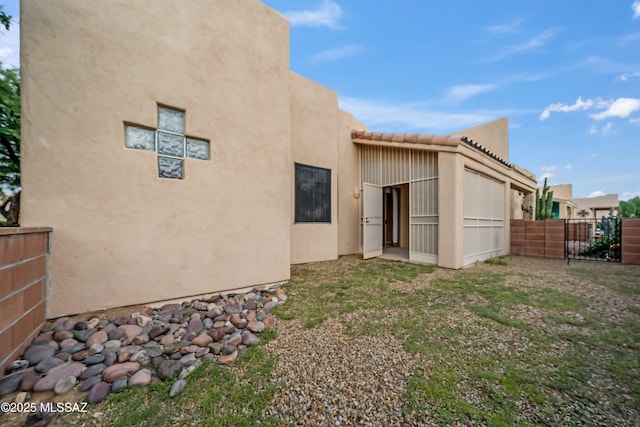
[363,183,383,259]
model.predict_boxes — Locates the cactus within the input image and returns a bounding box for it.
[536,178,554,220]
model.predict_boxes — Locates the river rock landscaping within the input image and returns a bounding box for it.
[0,285,286,413]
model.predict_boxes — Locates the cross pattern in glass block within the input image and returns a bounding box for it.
[125,105,210,179]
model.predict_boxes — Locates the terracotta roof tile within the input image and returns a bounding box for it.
[351,129,513,168]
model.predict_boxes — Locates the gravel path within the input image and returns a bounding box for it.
[264,317,417,426]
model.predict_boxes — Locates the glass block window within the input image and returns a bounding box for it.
[158,156,184,179]
[125,126,155,151]
[186,138,209,160]
[158,132,185,157]
[158,107,184,133]
[295,163,331,223]
[124,104,210,180]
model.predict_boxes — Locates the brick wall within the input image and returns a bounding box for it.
[510,219,565,259]
[0,227,52,375]
[622,219,640,265]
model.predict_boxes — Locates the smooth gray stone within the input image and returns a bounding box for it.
[111,376,128,393]
[158,359,182,380]
[23,345,56,366]
[103,350,117,366]
[169,379,187,397]
[79,375,102,392]
[72,328,97,343]
[85,354,106,365]
[263,301,278,313]
[35,357,64,373]
[61,344,86,354]
[87,381,110,404]
[0,371,32,396]
[54,376,77,394]
[179,352,196,366]
[144,346,164,358]
[79,363,106,380]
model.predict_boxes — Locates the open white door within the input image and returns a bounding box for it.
[363,183,383,259]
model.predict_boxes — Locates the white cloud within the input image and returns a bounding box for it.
[541,97,640,121]
[485,17,525,34]
[310,44,364,64]
[621,191,640,201]
[284,1,342,29]
[0,22,20,68]
[482,28,562,62]
[538,172,554,183]
[588,190,606,198]
[617,71,640,80]
[446,84,497,102]
[590,97,640,120]
[540,96,599,120]
[338,96,495,132]
[565,164,573,170]
[633,0,640,18]
[588,125,597,135]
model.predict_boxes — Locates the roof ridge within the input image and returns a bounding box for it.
[351,129,512,167]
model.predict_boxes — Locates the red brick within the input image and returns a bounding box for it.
[0,292,23,330]
[23,233,47,260]
[11,256,46,291]
[622,236,640,246]
[0,326,11,364]
[0,234,24,267]
[0,265,13,297]
[11,306,42,348]
[23,280,45,312]
[622,253,640,265]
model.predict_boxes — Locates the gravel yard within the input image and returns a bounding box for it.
[2,254,639,426]
[263,255,639,426]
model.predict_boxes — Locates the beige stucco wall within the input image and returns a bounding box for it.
[438,152,465,269]
[457,117,509,162]
[290,73,339,264]
[549,184,573,201]
[337,110,365,256]
[21,0,292,317]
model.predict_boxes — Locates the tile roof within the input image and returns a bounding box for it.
[350,130,462,147]
[351,130,512,167]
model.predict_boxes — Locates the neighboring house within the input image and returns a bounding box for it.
[20,0,537,318]
[574,194,620,219]
[546,184,578,219]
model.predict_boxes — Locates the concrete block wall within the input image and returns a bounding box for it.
[0,227,52,375]
[510,219,565,259]
[622,219,640,265]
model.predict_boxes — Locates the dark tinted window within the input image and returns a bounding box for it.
[295,163,331,223]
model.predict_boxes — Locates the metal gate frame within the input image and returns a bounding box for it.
[565,217,621,262]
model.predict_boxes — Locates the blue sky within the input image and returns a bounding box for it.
[2,1,639,200]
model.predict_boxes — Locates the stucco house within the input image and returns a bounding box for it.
[546,184,578,219]
[575,194,620,219]
[20,0,537,318]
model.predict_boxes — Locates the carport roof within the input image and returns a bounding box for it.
[351,129,511,167]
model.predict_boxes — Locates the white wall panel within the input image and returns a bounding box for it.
[463,169,504,265]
